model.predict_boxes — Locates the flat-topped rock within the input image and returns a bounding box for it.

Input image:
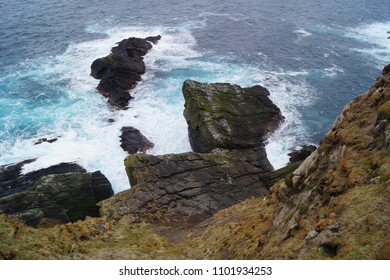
[100,148,272,227]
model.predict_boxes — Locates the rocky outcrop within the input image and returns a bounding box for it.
[100,80,284,228]
[0,160,113,227]
[120,126,154,154]
[288,145,317,163]
[100,148,272,227]
[0,160,86,198]
[91,35,161,108]
[1,66,388,260]
[183,80,284,153]
[0,171,113,227]
[190,65,390,260]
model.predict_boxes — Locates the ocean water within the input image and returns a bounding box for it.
[0,0,389,192]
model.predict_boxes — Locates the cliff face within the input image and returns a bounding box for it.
[1,66,389,260]
[190,65,390,259]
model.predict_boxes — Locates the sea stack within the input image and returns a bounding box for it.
[90,35,161,108]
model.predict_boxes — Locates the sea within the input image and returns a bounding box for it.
[0,0,389,193]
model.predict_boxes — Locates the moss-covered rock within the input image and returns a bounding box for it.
[188,64,390,259]
[183,80,284,153]
[0,172,113,227]
[101,148,273,228]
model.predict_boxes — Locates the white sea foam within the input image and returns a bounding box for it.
[294,28,312,38]
[199,11,249,23]
[0,23,315,191]
[256,71,315,169]
[344,21,390,65]
[0,24,199,192]
[323,64,344,77]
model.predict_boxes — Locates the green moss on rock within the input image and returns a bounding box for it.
[183,80,284,153]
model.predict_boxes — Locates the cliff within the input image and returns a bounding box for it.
[0,65,389,260]
[189,65,390,259]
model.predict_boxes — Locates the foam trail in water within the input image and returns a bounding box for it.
[344,21,390,65]
[253,70,316,169]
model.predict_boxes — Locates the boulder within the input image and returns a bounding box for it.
[100,148,272,227]
[0,160,86,198]
[183,80,284,153]
[120,126,154,154]
[91,36,161,108]
[0,171,113,227]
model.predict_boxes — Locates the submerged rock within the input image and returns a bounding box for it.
[120,126,154,154]
[100,148,272,227]
[91,35,161,108]
[183,80,284,153]
[0,171,113,227]
[34,137,58,145]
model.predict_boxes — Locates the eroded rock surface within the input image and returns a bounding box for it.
[120,126,154,154]
[183,80,284,153]
[0,171,113,227]
[100,148,272,227]
[91,36,161,108]
[0,161,86,198]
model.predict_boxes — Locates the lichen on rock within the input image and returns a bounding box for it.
[183,80,284,153]
[0,171,113,227]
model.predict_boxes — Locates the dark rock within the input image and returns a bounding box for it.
[99,80,285,229]
[34,137,58,145]
[145,35,162,44]
[0,161,86,198]
[288,145,317,163]
[91,171,114,202]
[100,148,272,228]
[91,36,161,108]
[120,126,154,154]
[183,80,284,153]
[383,64,390,75]
[0,159,36,183]
[0,172,113,227]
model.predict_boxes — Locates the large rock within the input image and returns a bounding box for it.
[100,80,284,229]
[91,35,161,108]
[0,160,86,198]
[0,171,113,227]
[100,148,273,227]
[183,80,284,153]
[120,126,154,154]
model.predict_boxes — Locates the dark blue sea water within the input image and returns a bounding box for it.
[1,0,389,192]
